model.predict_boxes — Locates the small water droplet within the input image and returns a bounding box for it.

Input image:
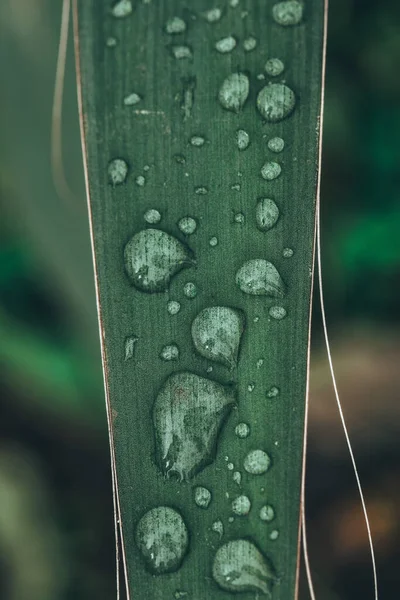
[256,358,264,369]
[283,247,294,258]
[135,506,189,574]
[259,504,275,522]
[261,161,281,181]
[236,129,250,150]
[111,0,133,18]
[106,37,118,47]
[108,158,129,185]
[123,92,141,106]
[167,300,181,315]
[236,259,286,297]
[266,386,280,398]
[269,529,279,540]
[257,73,266,80]
[191,306,245,369]
[269,305,287,320]
[247,382,255,392]
[253,316,260,323]
[153,372,236,480]
[190,135,206,147]
[171,45,192,59]
[272,1,303,26]
[243,36,257,51]
[135,175,146,187]
[124,335,138,360]
[218,73,249,113]
[174,154,186,164]
[195,185,208,195]
[206,365,213,373]
[209,236,218,247]
[231,183,241,191]
[203,7,222,23]
[178,216,197,235]
[256,198,280,231]
[227,462,234,471]
[244,450,271,475]
[160,344,180,361]
[215,36,237,54]
[228,516,235,523]
[183,282,197,298]
[265,58,285,76]
[232,495,251,516]
[235,422,250,438]
[124,229,194,293]
[234,212,245,224]
[165,16,187,34]
[194,486,212,508]
[268,136,285,153]
[144,209,161,224]
[257,83,296,122]
[174,591,188,599]
[212,539,275,595]
[233,471,242,485]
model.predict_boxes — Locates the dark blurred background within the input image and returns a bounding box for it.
[0,1,399,598]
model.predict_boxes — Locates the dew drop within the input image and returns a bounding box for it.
[218,73,249,113]
[233,471,242,485]
[265,58,285,77]
[135,507,189,574]
[272,1,303,26]
[144,208,161,224]
[108,158,129,185]
[123,92,141,106]
[269,305,287,320]
[178,216,197,235]
[236,129,250,150]
[235,422,250,438]
[135,175,146,187]
[257,83,296,122]
[234,212,245,224]
[160,344,180,361]
[244,450,271,475]
[212,539,275,595]
[283,247,294,258]
[183,282,197,299]
[190,135,206,147]
[194,486,212,508]
[124,229,194,293]
[165,16,187,34]
[261,161,281,181]
[232,495,251,516]
[195,186,208,195]
[204,7,222,22]
[167,300,181,315]
[227,462,234,471]
[269,529,279,541]
[266,386,280,398]
[259,504,275,522]
[124,335,138,360]
[212,519,224,537]
[209,236,218,247]
[111,0,133,18]
[268,136,285,153]
[236,259,286,298]
[228,516,235,523]
[153,372,236,480]
[171,45,192,59]
[256,198,280,232]
[191,306,245,369]
[215,36,237,54]
[243,36,257,51]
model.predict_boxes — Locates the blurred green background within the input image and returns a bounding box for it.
[0,1,399,598]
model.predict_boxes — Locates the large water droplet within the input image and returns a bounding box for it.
[269,306,287,320]
[218,73,249,113]
[124,335,138,360]
[215,36,237,53]
[135,506,189,574]
[123,92,141,106]
[232,495,251,516]
[272,1,303,26]
[257,83,296,122]
[236,129,250,150]
[111,0,132,18]
[160,344,180,361]
[203,7,222,23]
[212,539,275,595]
[194,486,212,508]
[259,504,275,522]
[153,372,236,480]
[243,36,257,51]
[268,136,285,153]
[236,259,286,298]
[124,229,194,293]
[191,306,245,369]
[144,208,161,224]
[108,158,129,185]
[244,450,271,475]
[171,45,193,60]
[265,58,285,76]
[261,161,281,181]
[178,217,197,235]
[167,300,181,315]
[165,16,187,34]
[256,198,280,231]
[235,422,250,438]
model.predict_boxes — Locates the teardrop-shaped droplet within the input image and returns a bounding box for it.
[212,539,275,595]
[256,198,280,231]
[236,259,286,298]
[244,449,271,475]
[218,73,249,113]
[153,372,236,480]
[272,1,303,26]
[212,519,224,537]
[124,335,138,361]
[124,229,194,293]
[135,506,189,574]
[257,83,296,122]
[191,306,245,369]
[233,471,242,485]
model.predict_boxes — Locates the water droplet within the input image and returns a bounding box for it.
[174,591,188,599]
[144,209,161,224]
[190,135,206,147]
[261,161,281,181]
[269,305,287,320]
[171,45,192,59]
[194,486,212,508]
[160,344,180,361]
[183,282,197,298]
[259,505,275,522]
[212,539,275,595]
[247,382,255,392]
[153,372,236,480]
[266,386,280,398]
[124,229,194,293]
[124,335,138,360]
[106,37,118,47]
[227,462,234,471]
[167,300,181,315]
[283,247,294,258]
[236,129,250,150]
[228,516,235,523]
[111,0,132,18]
[265,58,285,77]
[215,36,237,54]
[174,154,186,164]
[243,36,257,51]
[178,217,197,235]
[231,183,241,191]
[218,73,249,113]
[236,259,286,298]
[212,519,224,537]
[108,158,128,185]
[244,450,271,475]
[256,198,280,231]
[203,7,222,22]
[181,76,196,120]
[123,92,141,106]
[272,1,303,26]
[233,471,242,485]
[135,175,146,187]
[209,236,218,247]
[143,164,150,171]
[268,136,285,153]
[232,495,251,516]
[191,306,245,369]
[257,83,296,122]
[230,0,239,6]
[235,422,250,438]
[195,186,208,195]
[206,365,213,373]
[165,16,187,34]
[257,73,266,81]
[269,529,279,540]
[234,212,245,224]
[135,506,189,574]
[257,358,264,369]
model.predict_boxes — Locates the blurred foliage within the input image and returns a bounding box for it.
[0,0,399,599]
